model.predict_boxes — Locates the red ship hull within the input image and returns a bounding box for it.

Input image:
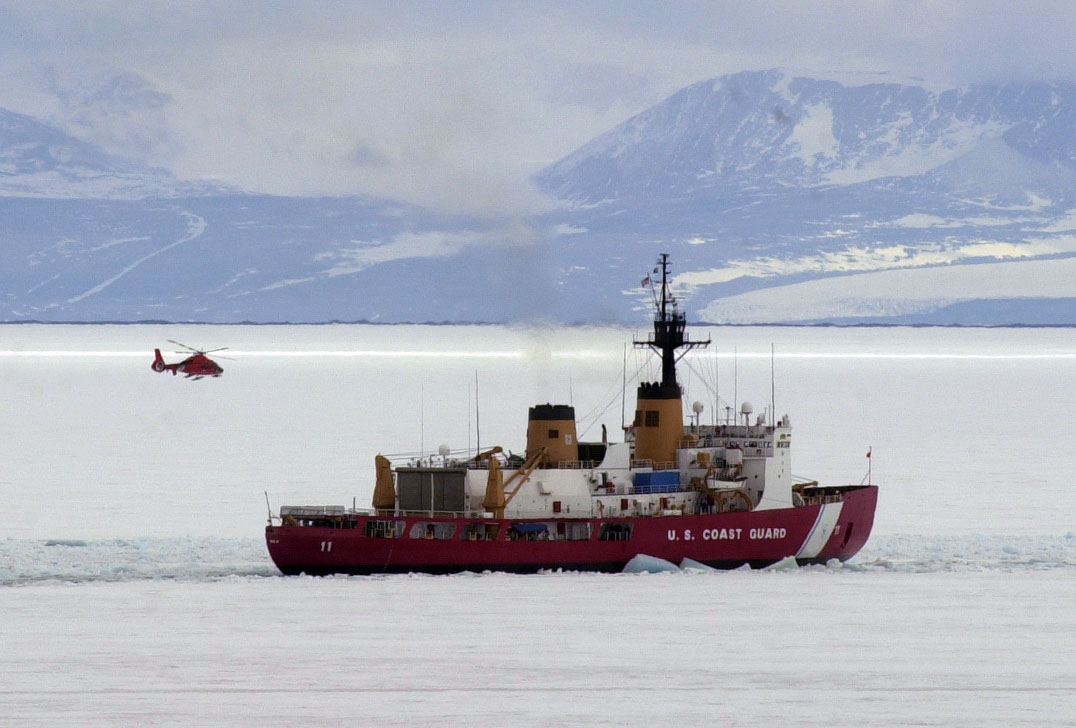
[266,485,877,575]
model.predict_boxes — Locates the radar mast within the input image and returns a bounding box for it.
[631,253,710,465]
[634,253,710,394]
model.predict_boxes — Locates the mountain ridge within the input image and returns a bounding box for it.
[3,69,1076,325]
[535,69,1076,324]
[0,107,234,199]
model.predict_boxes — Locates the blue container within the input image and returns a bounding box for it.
[634,471,680,493]
[650,471,680,486]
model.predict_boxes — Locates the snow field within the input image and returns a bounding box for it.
[1,571,1072,727]
[3,324,1075,725]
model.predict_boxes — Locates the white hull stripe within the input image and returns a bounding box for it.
[795,502,845,559]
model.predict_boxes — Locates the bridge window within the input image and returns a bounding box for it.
[409,522,457,540]
[364,520,404,539]
[598,523,634,541]
[462,522,500,541]
[509,522,549,541]
[558,522,592,541]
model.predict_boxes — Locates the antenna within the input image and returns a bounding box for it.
[770,343,775,431]
[632,252,709,393]
[621,342,627,431]
[420,382,425,457]
[475,370,481,455]
[713,347,719,426]
[733,346,738,426]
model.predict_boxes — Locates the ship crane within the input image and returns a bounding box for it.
[470,446,503,464]
[484,447,547,519]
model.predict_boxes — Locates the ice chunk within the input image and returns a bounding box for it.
[763,555,800,571]
[622,554,680,574]
[679,557,718,572]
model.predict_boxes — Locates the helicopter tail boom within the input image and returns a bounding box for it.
[152,349,172,374]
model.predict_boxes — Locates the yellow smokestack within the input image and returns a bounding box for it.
[526,404,578,467]
[633,385,684,466]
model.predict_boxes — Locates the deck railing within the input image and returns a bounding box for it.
[556,460,600,469]
[629,459,676,470]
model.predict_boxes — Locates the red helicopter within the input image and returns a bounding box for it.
[152,340,227,379]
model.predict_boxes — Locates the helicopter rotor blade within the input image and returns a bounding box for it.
[166,340,230,356]
[166,339,198,353]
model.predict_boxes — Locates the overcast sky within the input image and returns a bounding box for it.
[3,1,1075,216]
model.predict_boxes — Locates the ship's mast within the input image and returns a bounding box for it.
[634,253,709,393]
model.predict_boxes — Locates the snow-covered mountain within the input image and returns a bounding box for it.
[536,70,1076,324]
[0,106,550,322]
[0,108,230,199]
[540,70,1076,202]
[4,69,1076,324]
